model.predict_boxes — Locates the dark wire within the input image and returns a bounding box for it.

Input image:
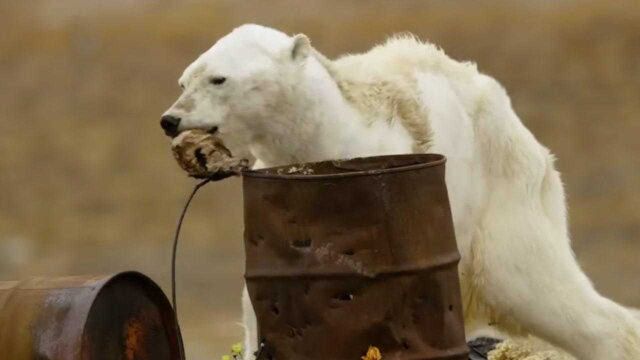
[172,178,211,318]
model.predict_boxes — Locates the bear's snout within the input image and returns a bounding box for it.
[160,115,181,137]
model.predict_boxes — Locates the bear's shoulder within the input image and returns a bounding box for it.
[331,36,478,83]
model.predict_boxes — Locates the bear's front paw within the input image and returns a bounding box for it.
[170,129,249,180]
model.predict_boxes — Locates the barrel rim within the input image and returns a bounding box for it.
[80,271,184,359]
[242,153,446,180]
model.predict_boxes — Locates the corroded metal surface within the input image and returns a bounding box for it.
[243,154,468,360]
[0,271,183,360]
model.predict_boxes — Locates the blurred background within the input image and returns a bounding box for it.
[1,0,639,358]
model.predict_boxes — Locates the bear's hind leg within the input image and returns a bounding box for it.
[474,183,640,360]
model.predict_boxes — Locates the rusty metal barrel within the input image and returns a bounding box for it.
[242,154,468,360]
[0,271,184,360]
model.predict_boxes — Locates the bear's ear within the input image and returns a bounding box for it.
[290,34,311,62]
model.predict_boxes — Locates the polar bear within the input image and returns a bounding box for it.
[161,24,640,359]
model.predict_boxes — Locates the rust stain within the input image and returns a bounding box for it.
[125,317,146,360]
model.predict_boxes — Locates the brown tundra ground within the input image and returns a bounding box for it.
[1,1,639,358]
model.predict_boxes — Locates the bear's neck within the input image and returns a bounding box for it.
[250,57,407,167]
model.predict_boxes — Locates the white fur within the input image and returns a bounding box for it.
[164,24,640,359]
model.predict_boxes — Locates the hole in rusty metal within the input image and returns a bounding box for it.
[448,304,454,311]
[342,248,355,256]
[291,238,311,248]
[271,304,280,315]
[334,293,354,302]
[402,340,411,349]
[250,234,265,247]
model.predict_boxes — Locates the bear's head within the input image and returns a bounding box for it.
[161,24,312,157]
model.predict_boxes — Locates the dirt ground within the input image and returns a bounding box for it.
[1,1,639,358]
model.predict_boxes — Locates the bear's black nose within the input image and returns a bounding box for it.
[160,115,181,137]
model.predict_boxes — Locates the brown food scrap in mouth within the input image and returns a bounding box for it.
[171,129,249,179]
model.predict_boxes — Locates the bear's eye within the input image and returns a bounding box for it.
[209,76,227,85]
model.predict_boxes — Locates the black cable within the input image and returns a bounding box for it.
[171,178,211,317]
[169,170,243,358]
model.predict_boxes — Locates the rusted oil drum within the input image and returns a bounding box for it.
[242,154,468,360]
[0,271,184,360]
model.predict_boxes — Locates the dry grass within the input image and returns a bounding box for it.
[1,1,639,358]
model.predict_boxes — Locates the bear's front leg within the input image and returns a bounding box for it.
[242,285,259,360]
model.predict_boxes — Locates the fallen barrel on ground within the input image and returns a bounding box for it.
[243,154,469,360]
[0,271,184,360]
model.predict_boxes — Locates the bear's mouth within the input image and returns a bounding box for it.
[169,126,218,139]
